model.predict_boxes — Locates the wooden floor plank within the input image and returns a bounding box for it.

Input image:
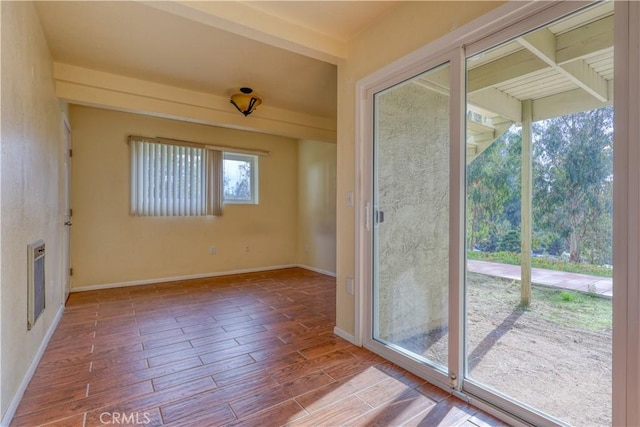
[10,268,505,427]
[286,395,372,427]
[345,389,437,427]
[229,400,307,427]
[404,396,478,427]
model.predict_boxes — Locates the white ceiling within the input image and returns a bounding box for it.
[245,1,398,41]
[35,1,401,120]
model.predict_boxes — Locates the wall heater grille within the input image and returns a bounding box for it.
[27,240,46,330]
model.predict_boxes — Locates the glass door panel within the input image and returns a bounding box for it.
[373,63,450,370]
[464,3,613,425]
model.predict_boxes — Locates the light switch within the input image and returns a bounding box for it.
[346,277,354,295]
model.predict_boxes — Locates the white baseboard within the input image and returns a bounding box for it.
[333,326,358,345]
[1,305,65,427]
[71,264,336,293]
[297,264,336,277]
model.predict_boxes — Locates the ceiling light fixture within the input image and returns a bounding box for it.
[230,87,262,117]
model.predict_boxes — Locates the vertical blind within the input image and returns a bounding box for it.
[130,138,222,216]
[207,149,224,216]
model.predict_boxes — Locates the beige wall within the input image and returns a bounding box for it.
[69,106,301,288]
[297,140,337,275]
[335,1,504,336]
[0,1,66,418]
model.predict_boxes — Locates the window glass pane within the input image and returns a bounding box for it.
[224,154,257,203]
[373,63,450,371]
[464,3,613,425]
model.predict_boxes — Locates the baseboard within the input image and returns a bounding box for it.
[1,305,65,427]
[297,264,336,277]
[70,264,339,292]
[333,326,358,345]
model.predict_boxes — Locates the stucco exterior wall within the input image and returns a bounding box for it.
[375,82,449,354]
[335,0,503,337]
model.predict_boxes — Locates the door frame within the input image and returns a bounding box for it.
[62,114,72,303]
[354,1,638,425]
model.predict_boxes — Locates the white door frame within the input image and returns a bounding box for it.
[612,1,640,425]
[62,115,72,302]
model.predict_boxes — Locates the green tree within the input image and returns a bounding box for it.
[498,229,521,253]
[532,107,613,263]
[467,128,521,251]
[233,162,251,200]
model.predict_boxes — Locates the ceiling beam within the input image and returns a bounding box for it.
[468,14,613,96]
[560,60,609,101]
[54,63,336,142]
[468,49,547,94]
[518,27,609,102]
[468,88,522,123]
[417,69,521,123]
[532,81,613,122]
[138,1,346,64]
[556,15,614,65]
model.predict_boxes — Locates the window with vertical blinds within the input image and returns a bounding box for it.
[130,138,223,216]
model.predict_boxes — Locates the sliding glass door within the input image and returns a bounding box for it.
[361,1,620,425]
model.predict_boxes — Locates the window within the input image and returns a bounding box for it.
[130,137,260,216]
[223,153,258,204]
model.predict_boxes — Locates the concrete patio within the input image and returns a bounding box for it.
[467,260,613,298]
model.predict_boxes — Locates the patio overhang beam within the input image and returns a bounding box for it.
[532,82,613,122]
[467,15,613,96]
[518,27,609,102]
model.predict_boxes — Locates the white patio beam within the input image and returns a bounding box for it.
[417,69,522,123]
[556,15,614,64]
[532,81,613,122]
[518,27,609,102]
[468,88,522,123]
[468,15,613,96]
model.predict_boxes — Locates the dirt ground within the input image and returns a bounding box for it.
[403,272,612,426]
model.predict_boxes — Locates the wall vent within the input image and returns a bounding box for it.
[27,240,46,330]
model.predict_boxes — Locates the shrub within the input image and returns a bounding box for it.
[497,230,521,253]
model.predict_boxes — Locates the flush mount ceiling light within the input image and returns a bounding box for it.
[230,87,262,117]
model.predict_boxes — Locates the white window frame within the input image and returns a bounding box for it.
[223,152,259,205]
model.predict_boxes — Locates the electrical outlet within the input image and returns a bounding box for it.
[244,244,250,253]
[304,244,310,254]
[346,277,354,295]
[209,245,216,255]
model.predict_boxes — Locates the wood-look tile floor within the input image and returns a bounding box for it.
[11,268,506,427]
